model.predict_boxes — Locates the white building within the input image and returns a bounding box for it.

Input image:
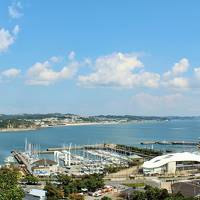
[24,189,46,200]
[143,152,200,175]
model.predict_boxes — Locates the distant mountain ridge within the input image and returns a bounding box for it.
[0,113,199,121]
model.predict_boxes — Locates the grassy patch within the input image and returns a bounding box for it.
[123,182,145,188]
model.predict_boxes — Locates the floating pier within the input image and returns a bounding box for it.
[44,144,134,156]
[141,141,198,146]
[47,145,84,151]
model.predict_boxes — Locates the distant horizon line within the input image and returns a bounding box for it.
[0,113,200,118]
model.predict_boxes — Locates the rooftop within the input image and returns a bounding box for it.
[32,159,57,167]
[143,152,200,169]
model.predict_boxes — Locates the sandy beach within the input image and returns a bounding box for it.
[0,122,119,133]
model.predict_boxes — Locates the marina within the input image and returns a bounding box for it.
[7,138,200,180]
[9,141,143,177]
[2,122,200,200]
[8,136,200,178]
[1,119,200,164]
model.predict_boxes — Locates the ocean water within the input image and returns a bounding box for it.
[0,119,200,164]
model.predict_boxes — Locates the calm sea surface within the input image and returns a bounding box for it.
[0,119,200,164]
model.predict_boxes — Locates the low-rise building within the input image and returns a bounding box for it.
[31,159,58,176]
[24,189,46,200]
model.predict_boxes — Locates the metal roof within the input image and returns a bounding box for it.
[143,152,200,169]
[32,159,57,167]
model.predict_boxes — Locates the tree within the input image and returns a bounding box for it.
[145,186,161,200]
[101,196,112,200]
[57,174,72,185]
[52,173,104,198]
[130,191,146,200]
[24,175,39,185]
[45,182,64,200]
[159,189,169,199]
[130,185,199,200]
[64,181,78,197]
[83,174,104,192]
[0,168,24,200]
[69,193,84,200]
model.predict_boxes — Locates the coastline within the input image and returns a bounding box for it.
[52,121,119,127]
[0,122,118,133]
[0,120,164,133]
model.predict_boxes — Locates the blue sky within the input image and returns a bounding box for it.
[1,0,200,116]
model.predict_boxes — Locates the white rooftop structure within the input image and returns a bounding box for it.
[29,189,46,200]
[143,152,200,175]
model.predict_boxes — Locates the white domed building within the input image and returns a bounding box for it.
[143,152,200,175]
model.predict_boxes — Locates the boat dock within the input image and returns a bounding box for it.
[47,145,84,151]
[38,144,134,156]
[141,141,198,146]
[41,144,103,154]
[11,151,32,175]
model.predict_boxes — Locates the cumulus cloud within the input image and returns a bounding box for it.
[162,77,189,89]
[163,58,189,78]
[78,52,160,88]
[0,68,21,83]
[1,68,21,78]
[0,51,197,90]
[162,58,190,89]
[167,77,189,88]
[8,1,23,19]
[27,55,80,86]
[172,58,189,75]
[0,26,19,53]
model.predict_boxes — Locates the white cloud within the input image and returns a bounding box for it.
[0,51,196,91]
[27,56,80,86]
[162,77,189,89]
[0,28,14,53]
[0,26,19,53]
[171,58,189,75]
[163,58,189,78]
[135,72,160,88]
[78,52,160,88]
[8,1,23,19]
[168,77,189,88]
[1,68,21,78]
[162,58,190,89]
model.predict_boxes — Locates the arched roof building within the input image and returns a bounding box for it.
[143,152,200,175]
